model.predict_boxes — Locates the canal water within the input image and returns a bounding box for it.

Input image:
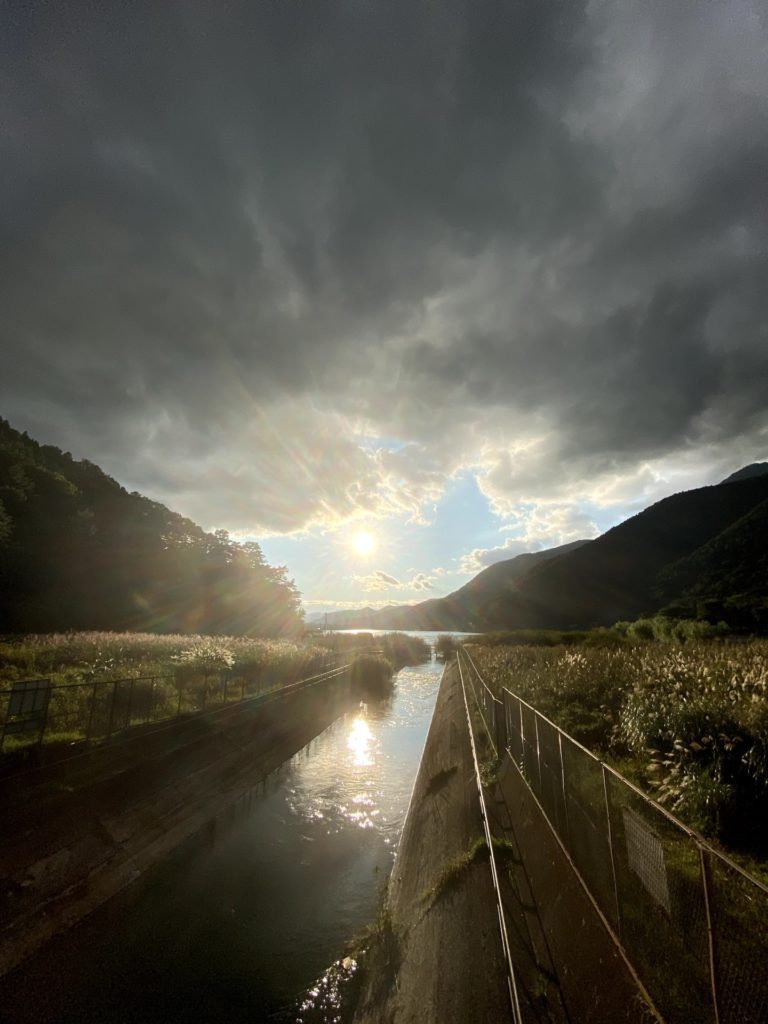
[3,633,466,1024]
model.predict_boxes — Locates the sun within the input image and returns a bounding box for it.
[352,530,376,556]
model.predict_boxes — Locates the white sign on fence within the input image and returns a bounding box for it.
[8,679,51,718]
[2,679,52,747]
[623,806,672,914]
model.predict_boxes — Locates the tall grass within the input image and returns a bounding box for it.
[349,654,395,698]
[0,631,332,688]
[469,640,768,850]
[0,630,430,756]
[317,632,430,670]
[0,632,339,755]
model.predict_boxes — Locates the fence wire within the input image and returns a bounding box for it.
[0,658,345,760]
[459,646,768,1024]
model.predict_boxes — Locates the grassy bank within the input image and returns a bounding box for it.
[0,630,430,756]
[468,639,768,854]
[318,631,431,669]
[0,632,339,755]
[0,631,334,688]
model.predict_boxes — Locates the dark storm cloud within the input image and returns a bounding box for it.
[1,0,766,530]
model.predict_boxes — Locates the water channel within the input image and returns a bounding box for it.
[4,633,466,1023]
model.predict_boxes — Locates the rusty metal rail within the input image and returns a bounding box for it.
[458,644,768,1024]
[0,661,352,773]
[456,652,524,1024]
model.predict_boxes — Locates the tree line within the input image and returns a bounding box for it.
[0,418,303,636]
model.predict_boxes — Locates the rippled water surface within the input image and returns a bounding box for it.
[5,641,458,1024]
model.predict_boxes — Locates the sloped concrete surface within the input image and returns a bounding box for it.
[354,662,512,1024]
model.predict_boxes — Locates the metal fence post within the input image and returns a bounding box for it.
[85,681,98,740]
[602,764,622,936]
[518,700,525,769]
[699,844,721,1024]
[558,732,571,845]
[495,697,506,753]
[127,678,136,729]
[533,713,543,794]
[38,689,48,748]
[106,680,119,740]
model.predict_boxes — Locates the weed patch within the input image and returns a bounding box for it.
[424,765,457,796]
[421,838,489,909]
[350,886,401,1006]
[469,638,768,855]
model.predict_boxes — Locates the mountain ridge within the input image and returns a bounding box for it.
[321,472,768,632]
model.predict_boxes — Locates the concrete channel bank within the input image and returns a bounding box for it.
[0,669,357,979]
[354,661,511,1024]
[354,657,659,1024]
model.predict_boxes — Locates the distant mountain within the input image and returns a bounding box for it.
[721,463,768,485]
[0,418,302,634]
[479,475,768,630]
[324,469,768,633]
[306,607,379,628]
[321,540,591,631]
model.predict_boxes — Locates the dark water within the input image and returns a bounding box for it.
[2,641,459,1024]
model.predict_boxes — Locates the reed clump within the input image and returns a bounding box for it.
[470,639,768,851]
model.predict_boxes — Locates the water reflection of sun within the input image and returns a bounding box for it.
[348,716,373,767]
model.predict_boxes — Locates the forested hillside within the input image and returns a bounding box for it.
[320,539,591,630]
[479,476,768,630]
[0,419,302,635]
[323,474,768,633]
[657,497,768,629]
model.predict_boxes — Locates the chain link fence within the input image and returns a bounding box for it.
[459,645,768,1024]
[0,658,346,759]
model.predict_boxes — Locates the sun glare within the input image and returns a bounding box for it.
[352,530,376,555]
[348,716,373,767]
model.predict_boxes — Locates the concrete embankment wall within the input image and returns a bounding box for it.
[355,657,659,1024]
[0,672,356,978]
[354,662,511,1024]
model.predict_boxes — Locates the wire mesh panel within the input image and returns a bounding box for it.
[0,664,352,768]
[44,682,93,743]
[83,682,113,741]
[478,680,494,740]
[462,652,499,753]
[112,678,139,733]
[560,737,617,929]
[495,692,507,749]
[467,661,768,1024]
[519,701,540,790]
[708,849,768,1024]
[180,675,209,714]
[483,687,505,754]
[0,690,10,749]
[503,689,524,767]
[535,713,568,842]
[606,772,712,1024]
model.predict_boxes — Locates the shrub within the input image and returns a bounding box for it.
[435,635,457,661]
[469,638,768,849]
[349,654,394,698]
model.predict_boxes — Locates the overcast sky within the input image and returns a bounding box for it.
[2,0,767,612]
